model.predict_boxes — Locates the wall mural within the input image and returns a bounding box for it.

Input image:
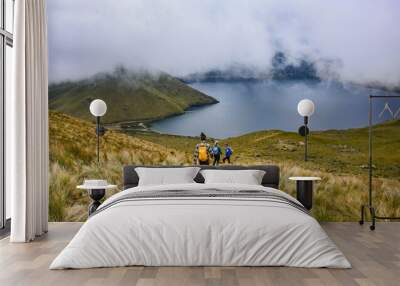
[47,1,400,222]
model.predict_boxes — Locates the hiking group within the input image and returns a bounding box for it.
[193,132,233,166]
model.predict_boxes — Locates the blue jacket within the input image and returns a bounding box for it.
[225,147,233,157]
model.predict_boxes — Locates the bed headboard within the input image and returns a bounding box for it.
[123,165,280,190]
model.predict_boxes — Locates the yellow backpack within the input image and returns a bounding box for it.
[198,143,209,162]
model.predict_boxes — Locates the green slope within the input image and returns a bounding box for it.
[136,121,400,221]
[49,111,399,222]
[136,120,400,178]
[49,67,218,124]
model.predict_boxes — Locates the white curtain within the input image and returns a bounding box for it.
[8,0,49,242]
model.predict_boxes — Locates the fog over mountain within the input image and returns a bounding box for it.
[48,0,400,88]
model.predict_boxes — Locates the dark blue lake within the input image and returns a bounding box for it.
[151,80,399,138]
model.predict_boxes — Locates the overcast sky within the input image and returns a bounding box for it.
[48,0,400,87]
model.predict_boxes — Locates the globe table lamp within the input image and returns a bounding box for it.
[297,99,315,162]
[89,99,107,164]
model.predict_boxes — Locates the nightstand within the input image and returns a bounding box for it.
[289,177,321,210]
[77,180,117,215]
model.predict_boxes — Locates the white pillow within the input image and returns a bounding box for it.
[135,167,200,186]
[200,169,266,185]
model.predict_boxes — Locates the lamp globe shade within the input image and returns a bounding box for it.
[297,99,315,117]
[90,99,107,117]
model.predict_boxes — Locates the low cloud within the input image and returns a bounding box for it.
[48,0,400,87]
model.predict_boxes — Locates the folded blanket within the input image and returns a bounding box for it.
[92,188,309,217]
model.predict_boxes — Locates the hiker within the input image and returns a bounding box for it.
[222,143,233,164]
[212,141,222,166]
[193,132,211,165]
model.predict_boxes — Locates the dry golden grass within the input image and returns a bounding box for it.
[49,111,400,222]
[276,163,400,221]
[49,111,190,221]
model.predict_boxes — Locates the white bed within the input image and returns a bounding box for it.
[50,182,351,269]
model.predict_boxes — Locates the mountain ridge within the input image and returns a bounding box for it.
[49,66,218,124]
[180,52,319,83]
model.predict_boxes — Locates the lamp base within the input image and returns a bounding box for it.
[296,181,313,210]
[88,189,105,215]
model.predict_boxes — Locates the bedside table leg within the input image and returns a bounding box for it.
[89,201,102,215]
[296,181,313,210]
[88,189,105,215]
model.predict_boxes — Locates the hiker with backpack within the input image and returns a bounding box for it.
[211,141,222,166]
[193,132,212,165]
[222,143,233,164]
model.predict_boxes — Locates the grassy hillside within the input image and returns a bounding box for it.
[50,111,400,222]
[49,111,190,221]
[137,121,400,221]
[137,120,400,178]
[49,67,218,124]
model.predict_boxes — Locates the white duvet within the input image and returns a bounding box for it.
[50,183,351,269]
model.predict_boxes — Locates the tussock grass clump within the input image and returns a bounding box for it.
[49,111,189,221]
[49,164,75,221]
